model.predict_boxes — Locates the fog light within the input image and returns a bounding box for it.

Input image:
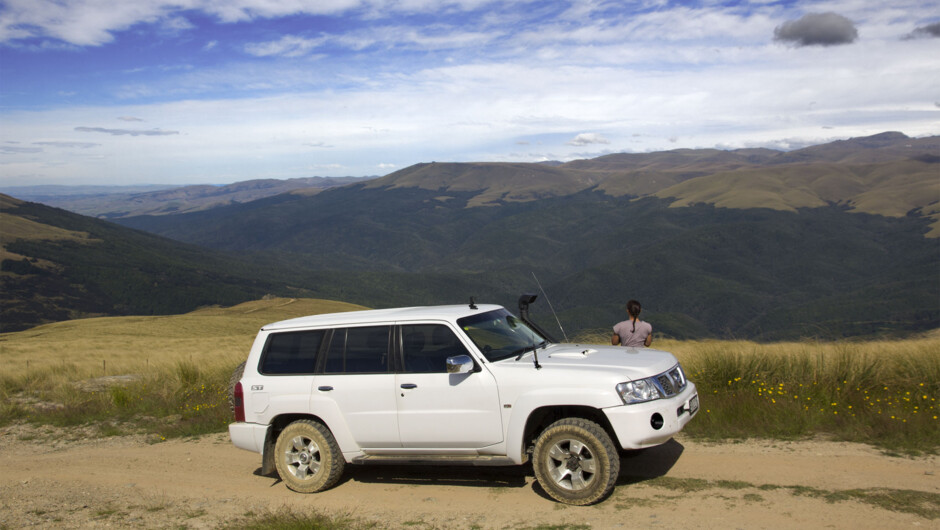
[650,413,664,430]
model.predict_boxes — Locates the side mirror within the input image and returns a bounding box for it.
[446,355,474,374]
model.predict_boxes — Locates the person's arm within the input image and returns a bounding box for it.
[644,334,652,347]
[611,334,621,346]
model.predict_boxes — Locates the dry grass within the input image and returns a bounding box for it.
[574,329,940,453]
[0,297,367,377]
[2,303,937,451]
[0,212,95,244]
[0,298,367,439]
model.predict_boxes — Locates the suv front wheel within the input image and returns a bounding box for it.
[532,417,620,505]
[274,420,345,493]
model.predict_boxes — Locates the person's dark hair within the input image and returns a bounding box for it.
[626,300,642,332]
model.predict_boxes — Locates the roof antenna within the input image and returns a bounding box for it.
[469,296,477,310]
[532,272,568,342]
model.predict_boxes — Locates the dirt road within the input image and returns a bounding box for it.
[1,424,937,529]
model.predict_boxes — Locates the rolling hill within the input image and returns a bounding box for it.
[368,132,939,235]
[113,132,939,340]
[0,194,305,332]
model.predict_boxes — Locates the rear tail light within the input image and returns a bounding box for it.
[233,381,245,422]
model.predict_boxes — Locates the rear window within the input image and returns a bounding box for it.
[259,330,326,374]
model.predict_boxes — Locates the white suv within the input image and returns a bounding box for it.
[229,296,698,505]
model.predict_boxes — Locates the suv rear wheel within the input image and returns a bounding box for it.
[274,420,345,493]
[532,417,619,505]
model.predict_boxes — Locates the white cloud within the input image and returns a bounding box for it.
[0,145,43,154]
[1,1,938,185]
[0,0,505,46]
[33,141,100,148]
[75,126,179,136]
[567,133,610,146]
[244,35,326,57]
[0,0,174,46]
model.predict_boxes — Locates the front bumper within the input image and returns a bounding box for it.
[603,381,698,450]
[228,422,270,454]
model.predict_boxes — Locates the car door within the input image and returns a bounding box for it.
[395,323,503,448]
[313,325,401,449]
[249,329,325,423]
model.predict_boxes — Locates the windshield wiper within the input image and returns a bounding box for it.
[513,340,543,359]
[514,340,546,369]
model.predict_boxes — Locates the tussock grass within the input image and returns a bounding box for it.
[575,330,940,453]
[0,298,365,439]
[2,301,937,453]
[0,297,366,376]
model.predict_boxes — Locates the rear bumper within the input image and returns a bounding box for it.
[603,382,699,450]
[228,422,269,454]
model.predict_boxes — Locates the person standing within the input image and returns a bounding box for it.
[612,299,652,347]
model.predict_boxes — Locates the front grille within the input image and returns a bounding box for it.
[653,364,687,397]
[657,374,675,394]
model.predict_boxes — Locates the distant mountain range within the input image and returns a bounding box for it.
[3,132,937,338]
[363,131,939,235]
[1,176,371,219]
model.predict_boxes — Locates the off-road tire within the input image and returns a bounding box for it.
[532,417,620,505]
[274,420,345,493]
[227,361,246,413]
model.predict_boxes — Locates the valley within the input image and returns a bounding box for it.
[2,132,937,339]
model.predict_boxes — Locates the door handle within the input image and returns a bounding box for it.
[318,386,333,391]
[400,383,417,389]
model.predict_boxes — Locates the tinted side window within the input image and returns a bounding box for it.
[323,326,390,374]
[401,324,470,373]
[260,330,325,374]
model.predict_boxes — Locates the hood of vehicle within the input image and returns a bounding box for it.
[497,343,679,380]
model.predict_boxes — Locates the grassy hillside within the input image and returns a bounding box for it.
[368,162,604,207]
[0,298,366,376]
[2,300,936,452]
[0,194,307,332]
[651,158,940,230]
[376,133,940,236]
[357,133,940,236]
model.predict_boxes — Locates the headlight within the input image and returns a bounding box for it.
[617,378,663,404]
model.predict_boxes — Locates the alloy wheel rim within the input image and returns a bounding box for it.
[545,438,596,491]
[284,435,322,479]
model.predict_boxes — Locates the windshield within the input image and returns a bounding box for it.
[458,308,546,362]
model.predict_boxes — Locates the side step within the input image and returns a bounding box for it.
[351,454,516,466]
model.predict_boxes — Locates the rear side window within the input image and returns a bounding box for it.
[260,330,326,374]
[323,326,390,374]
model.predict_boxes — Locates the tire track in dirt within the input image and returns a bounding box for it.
[1,427,937,529]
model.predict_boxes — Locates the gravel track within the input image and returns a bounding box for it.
[1,423,937,529]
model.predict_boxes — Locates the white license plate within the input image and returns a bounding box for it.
[689,394,699,415]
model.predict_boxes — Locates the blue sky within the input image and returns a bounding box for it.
[1,0,938,186]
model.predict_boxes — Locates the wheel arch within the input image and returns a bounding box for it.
[261,413,335,475]
[521,405,621,460]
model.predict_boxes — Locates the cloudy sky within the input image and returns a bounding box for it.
[1,0,938,187]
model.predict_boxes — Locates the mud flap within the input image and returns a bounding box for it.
[260,428,277,476]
